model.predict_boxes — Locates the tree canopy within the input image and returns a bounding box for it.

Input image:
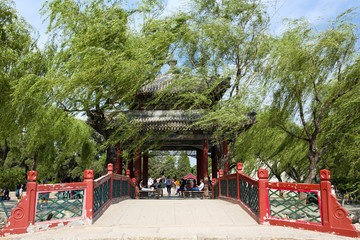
[0,0,359,197]
[262,11,360,184]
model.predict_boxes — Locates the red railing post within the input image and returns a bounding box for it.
[126,169,130,196]
[83,169,94,223]
[108,163,113,201]
[219,169,223,196]
[27,170,38,226]
[0,170,38,236]
[319,169,360,237]
[212,178,216,199]
[258,168,269,224]
[237,163,243,201]
[320,169,331,229]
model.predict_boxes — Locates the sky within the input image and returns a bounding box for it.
[12,0,360,48]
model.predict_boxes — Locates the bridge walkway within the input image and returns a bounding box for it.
[5,198,354,240]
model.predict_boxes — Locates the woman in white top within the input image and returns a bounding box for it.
[139,180,152,191]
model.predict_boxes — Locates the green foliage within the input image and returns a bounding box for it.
[148,151,192,180]
[1,0,359,195]
[332,177,360,202]
[234,110,308,182]
[0,0,34,153]
[166,0,270,170]
[0,166,26,190]
[177,151,191,178]
[263,10,360,183]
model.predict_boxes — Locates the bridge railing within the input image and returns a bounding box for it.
[213,162,360,238]
[92,164,136,220]
[213,163,260,221]
[1,163,135,237]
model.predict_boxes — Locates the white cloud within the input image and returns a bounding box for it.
[268,0,360,35]
[163,0,191,16]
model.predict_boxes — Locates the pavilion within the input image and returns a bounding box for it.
[113,59,255,185]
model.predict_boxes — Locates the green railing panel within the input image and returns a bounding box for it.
[0,198,10,218]
[268,189,321,224]
[113,180,121,198]
[103,180,111,204]
[213,184,219,199]
[239,178,249,203]
[239,178,259,216]
[35,190,84,222]
[220,179,227,196]
[93,184,103,213]
[94,178,111,214]
[129,183,135,199]
[121,180,128,196]
[228,178,237,199]
[248,184,259,215]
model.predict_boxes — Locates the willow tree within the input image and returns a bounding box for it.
[233,110,308,182]
[39,0,185,168]
[0,0,33,166]
[265,11,360,184]
[174,0,269,170]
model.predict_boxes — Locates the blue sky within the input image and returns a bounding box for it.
[13,0,360,48]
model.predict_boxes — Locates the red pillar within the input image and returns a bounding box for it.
[202,139,208,181]
[211,149,218,180]
[223,140,229,175]
[196,149,201,185]
[134,150,141,184]
[115,143,122,175]
[258,168,269,224]
[143,152,149,186]
[128,159,134,179]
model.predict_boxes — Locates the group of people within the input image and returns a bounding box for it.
[0,184,24,204]
[138,176,206,198]
[0,188,10,201]
[139,176,173,197]
[175,179,204,196]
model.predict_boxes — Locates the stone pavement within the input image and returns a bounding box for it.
[3,197,360,240]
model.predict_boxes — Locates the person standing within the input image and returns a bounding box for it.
[158,179,163,197]
[16,184,24,204]
[162,176,166,189]
[166,176,172,197]
[147,177,153,188]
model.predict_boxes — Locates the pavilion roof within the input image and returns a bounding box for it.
[128,110,202,131]
[136,60,229,96]
[137,73,176,94]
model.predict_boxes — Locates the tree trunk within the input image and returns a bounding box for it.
[304,139,321,184]
[214,139,236,171]
[299,139,321,204]
[31,151,38,170]
[2,139,10,167]
[105,145,117,174]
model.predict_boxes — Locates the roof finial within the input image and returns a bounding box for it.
[168,59,177,71]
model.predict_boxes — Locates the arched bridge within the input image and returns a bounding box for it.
[1,163,359,239]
